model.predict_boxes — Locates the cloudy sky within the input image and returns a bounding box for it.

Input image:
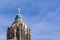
[0,0,60,40]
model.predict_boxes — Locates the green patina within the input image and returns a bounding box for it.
[15,8,23,21]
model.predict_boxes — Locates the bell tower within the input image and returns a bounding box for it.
[7,8,31,40]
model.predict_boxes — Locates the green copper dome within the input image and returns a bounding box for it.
[15,8,23,21]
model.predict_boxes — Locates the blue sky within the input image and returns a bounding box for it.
[0,0,60,40]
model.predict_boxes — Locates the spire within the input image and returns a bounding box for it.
[15,8,22,21]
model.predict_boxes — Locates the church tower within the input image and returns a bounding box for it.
[7,8,31,40]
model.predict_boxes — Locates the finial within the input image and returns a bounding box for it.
[18,8,20,14]
[15,8,23,21]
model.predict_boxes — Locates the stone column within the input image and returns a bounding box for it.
[14,28,17,40]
